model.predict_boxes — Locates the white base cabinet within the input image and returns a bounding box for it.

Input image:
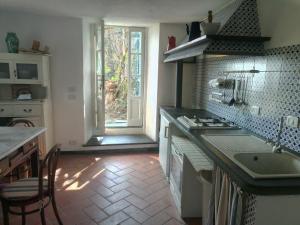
[0,101,54,156]
[254,195,300,225]
[159,114,171,177]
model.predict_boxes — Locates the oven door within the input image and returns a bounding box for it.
[170,144,183,194]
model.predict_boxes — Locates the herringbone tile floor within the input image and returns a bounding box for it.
[1,153,202,225]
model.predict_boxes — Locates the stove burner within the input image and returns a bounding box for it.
[206,123,225,127]
[199,118,216,123]
[177,115,239,130]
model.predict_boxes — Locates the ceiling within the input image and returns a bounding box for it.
[0,0,233,24]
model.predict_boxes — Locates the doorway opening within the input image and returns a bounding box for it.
[104,26,129,128]
[94,23,145,134]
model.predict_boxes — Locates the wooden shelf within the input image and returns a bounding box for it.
[164,35,210,55]
[164,34,271,57]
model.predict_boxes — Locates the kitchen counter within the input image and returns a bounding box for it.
[0,127,46,159]
[161,106,300,195]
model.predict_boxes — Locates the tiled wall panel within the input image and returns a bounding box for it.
[194,45,300,152]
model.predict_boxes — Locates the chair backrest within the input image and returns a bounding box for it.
[7,119,35,127]
[38,145,61,199]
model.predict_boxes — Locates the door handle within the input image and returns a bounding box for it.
[0,108,4,112]
[164,126,169,138]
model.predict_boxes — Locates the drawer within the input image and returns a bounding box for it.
[0,158,9,176]
[0,105,13,117]
[14,104,42,116]
[23,137,39,154]
[9,149,25,168]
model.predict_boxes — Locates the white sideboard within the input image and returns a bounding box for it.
[0,53,54,157]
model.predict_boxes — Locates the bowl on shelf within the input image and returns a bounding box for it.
[201,22,221,35]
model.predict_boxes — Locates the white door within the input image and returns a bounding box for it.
[94,21,105,134]
[127,28,145,127]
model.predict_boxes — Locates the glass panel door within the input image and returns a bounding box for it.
[94,25,145,132]
[127,28,144,127]
[94,21,105,134]
[16,63,38,80]
[104,26,129,128]
[0,61,12,80]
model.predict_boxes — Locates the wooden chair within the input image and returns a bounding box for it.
[7,119,35,180]
[0,145,63,225]
[7,119,35,127]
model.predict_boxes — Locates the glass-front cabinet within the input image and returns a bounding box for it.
[15,61,40,82]
[0,60,13,82]
[0,54,44,84]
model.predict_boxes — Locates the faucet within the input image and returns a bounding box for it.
[272,116,285,153]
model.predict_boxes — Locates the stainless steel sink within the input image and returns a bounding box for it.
[234,152,300,179]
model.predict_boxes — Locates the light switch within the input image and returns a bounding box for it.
[286,116,299,128]
[250,106,260,115]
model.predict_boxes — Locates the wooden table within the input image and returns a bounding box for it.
[0,127,46,180]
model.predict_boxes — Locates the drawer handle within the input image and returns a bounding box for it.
[0,108,4,112]
[23,109,32,113]
[164,126,169,138]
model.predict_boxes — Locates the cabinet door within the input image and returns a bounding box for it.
[0,60,13,83]
[14,60,42,84]
[159,115,170,177]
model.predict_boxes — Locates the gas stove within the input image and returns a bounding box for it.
[177,115,239,130]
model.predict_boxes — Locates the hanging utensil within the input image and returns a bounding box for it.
[228,79,236,106]
[242,76,248,105]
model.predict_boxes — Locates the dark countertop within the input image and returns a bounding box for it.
[160,106,300,195]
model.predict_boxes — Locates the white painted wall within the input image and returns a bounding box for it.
[157,23,186,107]
[258,0,300,48]
[145,23,192,141]
[157,23,195,110]
[0,11,86,148]
[145,24,160,141]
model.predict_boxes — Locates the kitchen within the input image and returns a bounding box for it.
[159,0,300,224]
[0,0,299,224]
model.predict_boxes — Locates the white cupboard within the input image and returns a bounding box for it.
[159,114,171,177]
[0,53,53,157]
[0,53,49,85]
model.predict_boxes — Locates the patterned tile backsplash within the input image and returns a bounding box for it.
[194,44,300,152]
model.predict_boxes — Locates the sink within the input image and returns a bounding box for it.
[234,152,300,179]
[202,134,300,179]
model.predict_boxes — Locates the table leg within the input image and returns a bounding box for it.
[30,149,39,177]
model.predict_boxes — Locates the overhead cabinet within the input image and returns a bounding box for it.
[0,53,49,85]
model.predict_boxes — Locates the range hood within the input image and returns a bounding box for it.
[164,0,271,63]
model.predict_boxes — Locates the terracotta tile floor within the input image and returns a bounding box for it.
[0,153,202,225]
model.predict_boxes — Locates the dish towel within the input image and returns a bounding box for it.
[207,167,246,225]
[206,169,215,225]
[215,170,230,225]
